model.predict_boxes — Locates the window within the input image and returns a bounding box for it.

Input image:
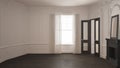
[55,15,75,45]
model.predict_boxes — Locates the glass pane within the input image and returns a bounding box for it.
[83,43,88,51]
[83,23,88,40]
[111,17,117,37]
[61,15,74,30]
[55,15,75,45]
[119,18,120,39]
[91,20,94,53]
[61,23,73,30]
[96,44,99,53]
[96,21,99,40]
[61,31,73,44]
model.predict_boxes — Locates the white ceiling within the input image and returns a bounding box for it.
[15,0,100,6]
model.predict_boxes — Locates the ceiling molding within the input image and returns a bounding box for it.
[14,0,99,7]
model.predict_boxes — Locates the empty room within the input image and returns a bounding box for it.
[0,0,120,68]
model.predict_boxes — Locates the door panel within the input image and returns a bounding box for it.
[81,20,91,54]
[83,22,88,40]
[83,43,88,51]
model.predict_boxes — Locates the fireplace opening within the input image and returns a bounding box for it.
[109,47,116,60]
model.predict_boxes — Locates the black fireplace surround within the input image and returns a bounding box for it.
[106,39,120,68]
[106,15,120,68]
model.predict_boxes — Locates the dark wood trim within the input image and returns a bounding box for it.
[90,17,100,20]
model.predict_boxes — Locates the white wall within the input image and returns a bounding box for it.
[0,0,28,63]
[0,0,89,63]
[28,6,88,54]
[88,0,120,59]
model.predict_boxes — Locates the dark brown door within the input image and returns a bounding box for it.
[94,18,100,57]
[81,20,91,54]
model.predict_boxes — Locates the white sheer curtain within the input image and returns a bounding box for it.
[55,15,62,53]
[49,14,61,54]
[74,14,81,54]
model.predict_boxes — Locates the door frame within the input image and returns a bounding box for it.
[90,18,100,57]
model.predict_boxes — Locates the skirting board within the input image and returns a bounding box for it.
[0,44,27,63]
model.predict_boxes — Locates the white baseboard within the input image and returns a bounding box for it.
[26,44,50,54]
[0,44,27,63]
[0,44,107,63]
